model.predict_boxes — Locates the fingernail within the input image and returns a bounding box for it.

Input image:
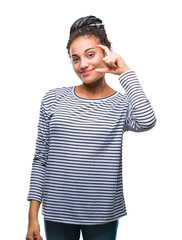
[113,68,116,71]
[108,68,111,71]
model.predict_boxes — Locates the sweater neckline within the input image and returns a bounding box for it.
[72,86,119,101]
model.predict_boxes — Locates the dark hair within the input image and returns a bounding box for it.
[66,15,111,56]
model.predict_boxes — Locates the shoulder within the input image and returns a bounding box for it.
[43,86,71,100]
[41,86,72,112]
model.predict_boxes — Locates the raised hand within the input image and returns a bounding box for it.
[95,44,131,75]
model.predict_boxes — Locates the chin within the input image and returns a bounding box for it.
[79,72,104,83]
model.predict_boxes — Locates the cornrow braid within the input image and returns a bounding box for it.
[66,15,111,56]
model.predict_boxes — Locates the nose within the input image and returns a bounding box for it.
[80,57,89,70]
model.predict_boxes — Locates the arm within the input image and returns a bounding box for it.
[26,92,51,240]
[119,70,157,132]
[28,200,41,221]
[26,200,42,240]
[27,98,50,202]
[95,44,156,132]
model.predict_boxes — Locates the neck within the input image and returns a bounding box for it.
[78,76,110,98]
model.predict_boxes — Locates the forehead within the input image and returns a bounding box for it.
[70,35,100,55]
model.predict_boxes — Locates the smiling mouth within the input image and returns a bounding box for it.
[81,69,93,75]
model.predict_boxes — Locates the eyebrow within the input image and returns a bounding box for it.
[71,47,95,57]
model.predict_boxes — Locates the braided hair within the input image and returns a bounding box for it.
[66,15,111,56]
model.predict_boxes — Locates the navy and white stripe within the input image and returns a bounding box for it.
[27,70,156,225]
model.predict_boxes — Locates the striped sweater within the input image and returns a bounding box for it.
[27,70,156,225]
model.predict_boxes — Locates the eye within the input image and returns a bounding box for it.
[72,58,79,63]
[88,53,95,58]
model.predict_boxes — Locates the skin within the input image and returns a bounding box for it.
[26,200,42,240]
[26,35,131,240]
[69,35,131,99]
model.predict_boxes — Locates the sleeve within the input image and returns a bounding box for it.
[119,70,157,132]
[27,95,50,203]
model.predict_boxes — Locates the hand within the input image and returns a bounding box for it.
[26,219,43,240]
[95,44,131,75]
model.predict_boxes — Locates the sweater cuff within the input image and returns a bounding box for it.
[119,70,135,77]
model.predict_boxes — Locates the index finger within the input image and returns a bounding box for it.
[96,44,111,55]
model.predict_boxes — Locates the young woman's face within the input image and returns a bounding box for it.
[69,35,106,84]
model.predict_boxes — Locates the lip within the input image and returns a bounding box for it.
[81,69,93,76]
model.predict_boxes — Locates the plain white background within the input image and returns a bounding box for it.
[0,0,182,239]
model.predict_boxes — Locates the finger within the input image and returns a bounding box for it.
[37,236,43,240]
[109,63,117,70]
[34,236,41,240]
[26,233,35,240]
[103,55,118,69]
[96,44,111,56]
[103,61,117,71]
[94,67,109,73]
[34,232,42,240]
[109,57,118,69]
[103,60,117,70]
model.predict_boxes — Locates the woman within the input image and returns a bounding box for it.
[26,15,156,240]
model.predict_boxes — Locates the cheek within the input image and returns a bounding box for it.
[72,64,79,73]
